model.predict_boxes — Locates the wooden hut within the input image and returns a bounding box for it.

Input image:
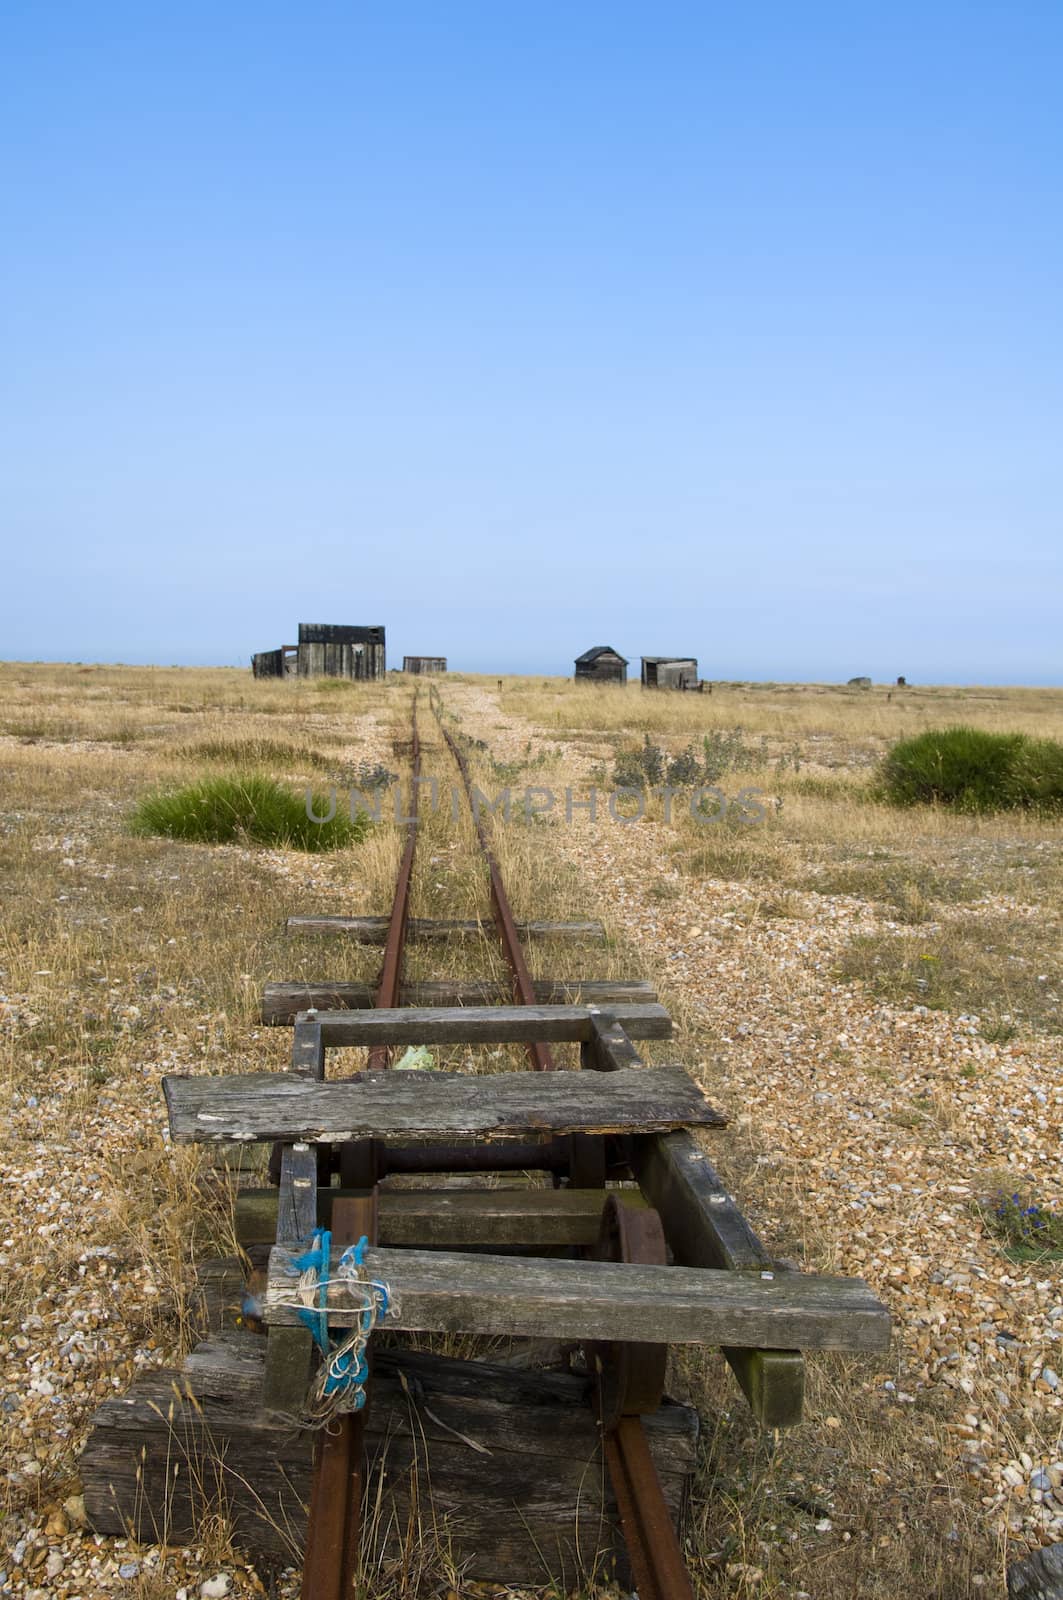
[403,656,447,675]
[640,656,699,690]
[298,623,386,680]
[251,645,298,679]
[574,646,628,685]
[251,625,386,681]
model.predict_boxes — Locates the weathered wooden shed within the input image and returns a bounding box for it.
[251,626,386,681]
[251,645,298,679]
[641,657,699,690]
[403,656,447,675]
[298,623,386,680]
[574,646,628,685]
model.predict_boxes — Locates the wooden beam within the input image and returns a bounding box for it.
[633,1131,810,1428]
[276,1142,317,1242]
[236,1185,642,1249]
[82,1339,698,1584]
[298,1002,671,1047]
[290,1017,325,1079]
[582,1013,647,1071]
[266,1245,891,1352]
[286,915,607,943]
[263,1141,318,1413]
[261,977,657,1025]
[164,1065,726,1145]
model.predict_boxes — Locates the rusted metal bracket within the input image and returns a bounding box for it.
[591,1192,696,1598]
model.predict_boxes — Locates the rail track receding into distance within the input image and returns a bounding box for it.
[81,689,891,1597]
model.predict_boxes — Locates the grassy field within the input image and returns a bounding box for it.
[1,662,1061,1598]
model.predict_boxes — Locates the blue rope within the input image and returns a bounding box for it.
[286,1229,392,1411]
[293,1227,332,1353]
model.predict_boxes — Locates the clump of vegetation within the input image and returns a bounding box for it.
[877,726,1063,814]
[701,728,773,780]
[980,1193,1063,1260]
[806,857,982,921]
[131,774,368,850]
[336,758,398,790]
[836,920,1061,1033]
[612,729,771,790]
[181,737,334,769]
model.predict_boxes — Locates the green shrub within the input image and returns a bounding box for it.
[700,728,764,781]
[131,774,369,850]
[612,734,665,790]
[877,726,1063,813]
[612,729,768,790]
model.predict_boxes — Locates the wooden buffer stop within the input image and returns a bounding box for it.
[82,971,890,1590]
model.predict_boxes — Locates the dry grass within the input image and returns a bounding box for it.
[496,673,1063,745]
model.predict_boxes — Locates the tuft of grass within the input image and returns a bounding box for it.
[179,737,335,770]
[877,726,1063,814]
[978,1192,1063,1261]
[836,918,1062,1033]
[672,817,785,883]
[806,858,982,921]
[130,774,369,851]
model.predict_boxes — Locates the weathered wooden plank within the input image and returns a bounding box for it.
[633,1131,809,1427]
[287,915,607,943]
[236,1185,639,1249]
[633,1130,768,1273]
[264,1142,318,1412]
[82,1340,698,1584]
[262,977,657,1025]
[276,1143,318,1242]
[266,1245,891,1352]
[290,1017,324,1079]
[164,1065,726,1145]
[302,1002,671,1047]
[582,1013,646,1071]
[192,1256,246,1334]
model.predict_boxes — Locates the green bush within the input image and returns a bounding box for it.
[131,774,369,850]
[877,726,1063,814]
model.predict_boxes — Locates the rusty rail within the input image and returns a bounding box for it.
[433,693,694,1596]
[367,695,421,1070]
[434,706,555,1072]
[302,689,696,1598]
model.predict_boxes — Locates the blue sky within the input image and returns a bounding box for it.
[2,2,1060,681]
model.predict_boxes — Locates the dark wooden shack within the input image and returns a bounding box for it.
[298,623,386,680]
[403,656,447,675]
[251,645,298,679]
[251,626,386,681]
[574,646,628,685]
[641,656,699,690]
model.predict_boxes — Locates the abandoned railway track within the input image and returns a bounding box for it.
[81,690,891,1598]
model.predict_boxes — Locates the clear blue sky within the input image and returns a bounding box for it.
[2,2,1060,682]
